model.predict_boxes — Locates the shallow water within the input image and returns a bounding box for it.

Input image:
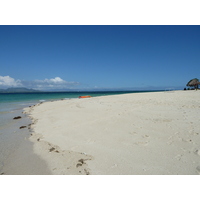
[0,90,157,130]
[0,108,52,175]
[0,99,52,174]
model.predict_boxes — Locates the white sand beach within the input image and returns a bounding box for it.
[24,91,200,175]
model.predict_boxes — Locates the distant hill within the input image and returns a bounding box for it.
[0,87,41,93]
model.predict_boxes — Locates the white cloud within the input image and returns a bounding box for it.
[0,76,22,88]
[0,76,79,90]
[33,77,79,90]
[36,77,66,84]
[49,77,65,84]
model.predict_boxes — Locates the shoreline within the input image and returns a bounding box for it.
[22,90,200,175]
[0,90,166,175]
[0,106,51,175]
[24,102,94,175]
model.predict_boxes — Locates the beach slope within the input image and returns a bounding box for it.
[24,91,200,175]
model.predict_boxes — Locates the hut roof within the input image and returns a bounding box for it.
[186,78,200,86]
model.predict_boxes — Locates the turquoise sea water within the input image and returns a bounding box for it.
[0,91,119,112]
[0,91,156,103]
[0,90,165,128]
[0,90,161,126]
[0,90,159,109]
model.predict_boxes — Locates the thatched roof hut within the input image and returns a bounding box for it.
[186,78,200,89]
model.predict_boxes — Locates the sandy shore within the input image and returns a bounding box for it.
[0,109,51,175]
[24,90,200,175]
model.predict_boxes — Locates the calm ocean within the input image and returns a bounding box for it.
[0,90,158,110]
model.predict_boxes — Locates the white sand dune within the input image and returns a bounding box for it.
[24,90,200,175]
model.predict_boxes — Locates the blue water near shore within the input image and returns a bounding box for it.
[0,90,159,110]
[0,90,161,126]
[0,90,163,127]
[0,90,158,103]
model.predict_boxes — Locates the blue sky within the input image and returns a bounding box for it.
[0,25,200,91]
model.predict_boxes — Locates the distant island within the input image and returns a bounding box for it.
[0,87,41,93]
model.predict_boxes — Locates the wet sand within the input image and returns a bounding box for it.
[0,109,51,175]
[23,90,200,175]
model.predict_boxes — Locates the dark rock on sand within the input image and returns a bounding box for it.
[76,163,82,167]
[19,126,27,129]
[78,159,85,164]
[49,147,55,152]
[76,159,86,167]
[13,116,22,120]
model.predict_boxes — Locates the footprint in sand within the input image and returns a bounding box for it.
[87,139,96,144]
[76,159,85,167]
[196,166,200,175]
[48,146,60,153]
[174,154,182,161]
[76,104,84,109]
[76,159,91,175]
[129,131,137,135]
[133,141,149,146]
[111,164,118,168]
[194,149,200,156]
